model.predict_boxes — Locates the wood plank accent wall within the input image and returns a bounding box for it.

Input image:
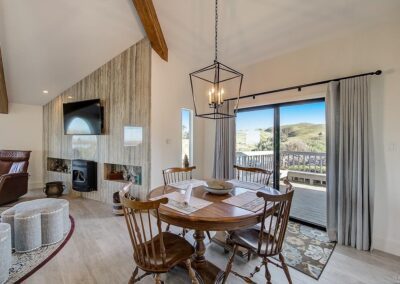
[43,38,151,203]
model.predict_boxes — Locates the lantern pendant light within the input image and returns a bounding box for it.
[189,0,243,119]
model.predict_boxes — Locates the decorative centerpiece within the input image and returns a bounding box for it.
[205,180,234,195]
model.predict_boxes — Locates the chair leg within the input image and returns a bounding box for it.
[262,258,272,284]
[206,231,212,241]
[222,244,238,284]
[166,224,171,232]
[185,259,199,284]
[129,266,139,284]
[154,273,162,284]
[247,249,251,261]
[279,253,293,284]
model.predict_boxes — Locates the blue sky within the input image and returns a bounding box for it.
[236,102,325,131]
[181,109,191,133]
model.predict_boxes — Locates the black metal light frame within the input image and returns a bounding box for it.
[189,0,243,119]
[189,60,243,119]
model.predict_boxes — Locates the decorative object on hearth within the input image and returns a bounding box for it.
[43,181,65,197]
[104,163,142,185]
[189,0,243,119]
[108,171,124,181]
[112,191,124,216]
[183,154,190,168]
[46,157,71,173]
[122,165,141,183]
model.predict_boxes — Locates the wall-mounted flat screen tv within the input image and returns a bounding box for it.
[63,99,103,135]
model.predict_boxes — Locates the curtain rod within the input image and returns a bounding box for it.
[227,70,382,101]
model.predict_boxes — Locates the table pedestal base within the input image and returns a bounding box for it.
[191,230,226,284]
[192,260,224,284]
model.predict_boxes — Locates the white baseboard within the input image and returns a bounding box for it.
[372,237,400,257]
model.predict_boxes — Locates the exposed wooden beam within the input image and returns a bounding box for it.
[0,47,8,114]
[132,0,168,61]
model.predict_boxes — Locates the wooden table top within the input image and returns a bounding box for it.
[148,185,280,231]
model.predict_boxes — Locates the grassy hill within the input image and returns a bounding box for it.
[237,123,326,153]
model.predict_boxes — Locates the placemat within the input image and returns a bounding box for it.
[169,179,207,190]
[227,179,265,191]
[154,191,212,215]
[222,190,266,212]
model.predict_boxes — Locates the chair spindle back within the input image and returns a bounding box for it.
[234,165,272,186]
[162,166,196,185]
[256,188,294,257]
[121,192,169,270]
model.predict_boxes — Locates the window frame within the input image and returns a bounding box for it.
[236,97,325,188]
[181,108,194,165]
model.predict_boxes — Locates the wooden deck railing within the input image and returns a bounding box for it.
[236,151,326,174]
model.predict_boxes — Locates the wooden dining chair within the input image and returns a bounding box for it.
[120,191,199,284]
[162,166,196,186]
[234,165,273,186]
[162,166,212,240]
[246,179,294,260]
[222,187,295,284]
[162,166,195,235]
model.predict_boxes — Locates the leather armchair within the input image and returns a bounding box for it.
[0,150,31,205]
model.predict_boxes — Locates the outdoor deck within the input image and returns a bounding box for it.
[288,182,326,228]
[237,151,327,228]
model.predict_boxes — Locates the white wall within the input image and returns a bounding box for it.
[151,50,205,188]
[205,20,400,256]
[0,103,43,189]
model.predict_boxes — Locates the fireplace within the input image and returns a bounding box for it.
[72,159,97,192]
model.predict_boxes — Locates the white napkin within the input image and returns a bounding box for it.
[119,182,134,200]
[183,184,193,206]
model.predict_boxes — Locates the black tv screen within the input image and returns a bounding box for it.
[63,99,103,135]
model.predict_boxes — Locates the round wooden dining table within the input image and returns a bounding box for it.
[148,184,278,284]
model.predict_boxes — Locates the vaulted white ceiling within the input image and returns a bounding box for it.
[1,0,399,105]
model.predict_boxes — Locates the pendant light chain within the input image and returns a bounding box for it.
[214,0,218,62]
[189,0,243,119]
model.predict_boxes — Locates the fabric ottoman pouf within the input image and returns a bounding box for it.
[1,199,69,252]
[0,223,11,284]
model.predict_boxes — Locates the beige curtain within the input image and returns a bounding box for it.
[213,101,236,179]
[326,76,371,250]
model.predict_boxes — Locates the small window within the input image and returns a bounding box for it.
[181,109,193,166]
[124,126,143,146]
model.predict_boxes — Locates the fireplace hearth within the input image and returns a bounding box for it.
[72,159,97,192]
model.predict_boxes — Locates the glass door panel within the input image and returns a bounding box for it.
[279,101,327,228]
[236,108,275,184]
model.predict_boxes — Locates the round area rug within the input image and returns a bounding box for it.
[5,215,75,284]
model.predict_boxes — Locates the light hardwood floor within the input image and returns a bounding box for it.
[21,191,400,284]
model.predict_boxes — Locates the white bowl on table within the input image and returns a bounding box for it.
[204,180,234,195]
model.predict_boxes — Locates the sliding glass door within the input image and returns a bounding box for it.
[236,99,326,228]
[236,108,275,174]
[279,102,326,228]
